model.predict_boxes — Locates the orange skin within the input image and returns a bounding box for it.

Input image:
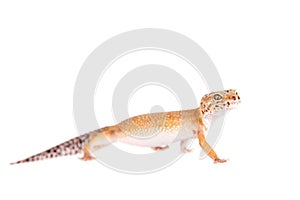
[82,89,240,164]
[11,89,240,165]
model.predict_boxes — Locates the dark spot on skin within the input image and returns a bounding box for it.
[104,129,116,136]
[95,129,102,133]
[232,96,236,100]
[238,96,240,100]
[227,102,230,106]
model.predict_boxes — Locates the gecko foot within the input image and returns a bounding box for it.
[181,148,194,153]
[214,158,227,164]
[180,139,193,153]
[79,155,95,161]
[151,146,169,151]
[79,150,95,161]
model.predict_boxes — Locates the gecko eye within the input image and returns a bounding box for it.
[213,94,222,101]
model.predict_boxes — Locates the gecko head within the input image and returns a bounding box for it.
[200,89,241,115]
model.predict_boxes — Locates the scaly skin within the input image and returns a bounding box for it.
[10,89,240,165]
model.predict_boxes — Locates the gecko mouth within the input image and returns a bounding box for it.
[231,100,241,105]
[225,100,241,109]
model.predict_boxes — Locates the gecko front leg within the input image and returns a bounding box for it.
[194,130,227,164]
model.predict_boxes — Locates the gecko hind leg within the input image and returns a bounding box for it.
[180,139,194,153]
[79,147,95,161]
[79,127,118,161]
[79,143,110,161]
[151,146,169,151]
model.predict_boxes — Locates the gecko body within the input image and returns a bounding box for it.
[11,89,240,164]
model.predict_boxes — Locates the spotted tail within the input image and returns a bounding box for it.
[10,133,93,165]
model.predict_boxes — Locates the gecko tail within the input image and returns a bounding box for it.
[10,133,92,165]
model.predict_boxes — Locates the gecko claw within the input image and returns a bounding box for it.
[151,146,169,151]
[78,156,95,161]
[213,158,227,164]
[78,152,95,161]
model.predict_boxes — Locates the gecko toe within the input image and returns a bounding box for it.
[213,158,227,164]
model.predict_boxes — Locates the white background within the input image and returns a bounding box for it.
[1,1,299,199]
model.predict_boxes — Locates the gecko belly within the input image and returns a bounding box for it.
[117,128,196,147]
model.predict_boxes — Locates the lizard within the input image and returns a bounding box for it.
[10,89,240,165]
